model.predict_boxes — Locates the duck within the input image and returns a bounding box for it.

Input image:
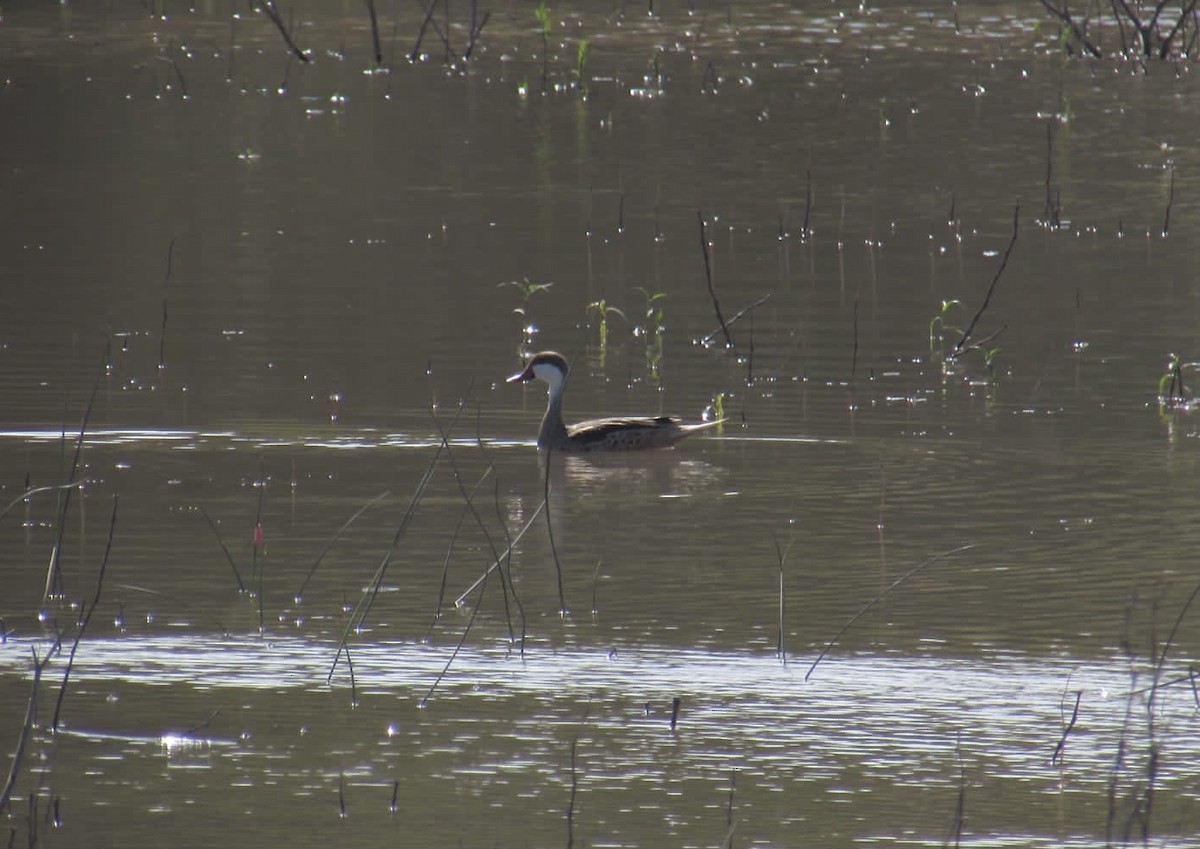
[507,350,722,452]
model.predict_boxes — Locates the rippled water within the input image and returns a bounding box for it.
[3,631,1196,847]
[5,2,1200,846]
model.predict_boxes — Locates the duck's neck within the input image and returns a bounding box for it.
[537,370,570,450]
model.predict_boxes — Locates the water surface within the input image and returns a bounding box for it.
[3,2,1200,846]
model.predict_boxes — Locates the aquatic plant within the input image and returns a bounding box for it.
[929,299,963,360]
[586,298,628,353]
[535,0,552,93]
[575,39,590,97]
[1156,352,1195,412]
[501,277,554,316]
[634,287,667,372]
[947,204,1018,362]
[711,392,726,423]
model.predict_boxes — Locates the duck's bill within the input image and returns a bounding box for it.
[507,365,534,383]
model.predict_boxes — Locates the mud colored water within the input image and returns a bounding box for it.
[3,3,1200,847]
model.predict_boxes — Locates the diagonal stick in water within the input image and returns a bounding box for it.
[199,505,246,592]
[455,500,546,607]
[950,204,1018,358]
[425,469,492,641]
[0,645,57,815]
[431,409,518,644]
[0,482,84,526]
[255,0,310,62]
[805,543,977,682]
[697,210,733,348]
[46,338,110,604]
[327,385,471,684]
[700,294,771,347]
[476,417,527,653]
[294,490,391,601]
[52,495,118,731]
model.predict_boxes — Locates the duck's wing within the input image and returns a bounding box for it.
[566,416,721,451]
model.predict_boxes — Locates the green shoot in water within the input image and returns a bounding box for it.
[983,346,1002,380]
[575,39,590,97]
[634,287,667,375]
[929,299,963,359]
[501,278,554,316]
[587,299,628,352]
[535,0,551,92]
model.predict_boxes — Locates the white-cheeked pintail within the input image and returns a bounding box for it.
[507,351,721,452]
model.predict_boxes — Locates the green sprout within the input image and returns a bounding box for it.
[634,287,667,373]
[983,346,1001,377]
[501,277,553,316]
[929,299,963,358]
[535,0,551,92]
[575,39,590,97]
[587,298,627,352]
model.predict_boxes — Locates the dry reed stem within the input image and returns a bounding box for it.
[198,505,247,592]
[0,646,57,815]
[697,211,733,348]
[294,490,392,601]
[327,388,469,683]
[432,411,518,644]
[52,495,118,731]
[950,204,1018,358]
[46,340,109,604]
[255,0,310,63]
[806,543,977,681]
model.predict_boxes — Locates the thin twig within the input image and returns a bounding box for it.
[1039,0,1104,56]
[294,490,391,601]
[421,541,492,706]
[698,211,733,348]
[475,426,527,653]
[198,506,247,592]
[426,470,491,638]
[46,339,109,604]
[801,168,812,242]
[0,645,57,815]
[464,0,491,60]
[544,447,568,616]
[850,297,859,381]
[950,204,1019,358]
[454,501,546,606]
[566,738,579,849]
[806,544,977,681]
[0,482,85,526]
[255,0,310,63]
[950,731,966,848]
[159,239,173,369]
[431,409,516,644]
[1162,165,1174,237]
[1051,690,1082,765]
[52,496,119,731]
[700,294,771,346]
[773,535,792,663]
[366,0,383,64]
[328,388,469,683]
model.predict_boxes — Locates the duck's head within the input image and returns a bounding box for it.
[507,351,570,390]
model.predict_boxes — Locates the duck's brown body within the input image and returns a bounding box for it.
[508,351,721,452]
